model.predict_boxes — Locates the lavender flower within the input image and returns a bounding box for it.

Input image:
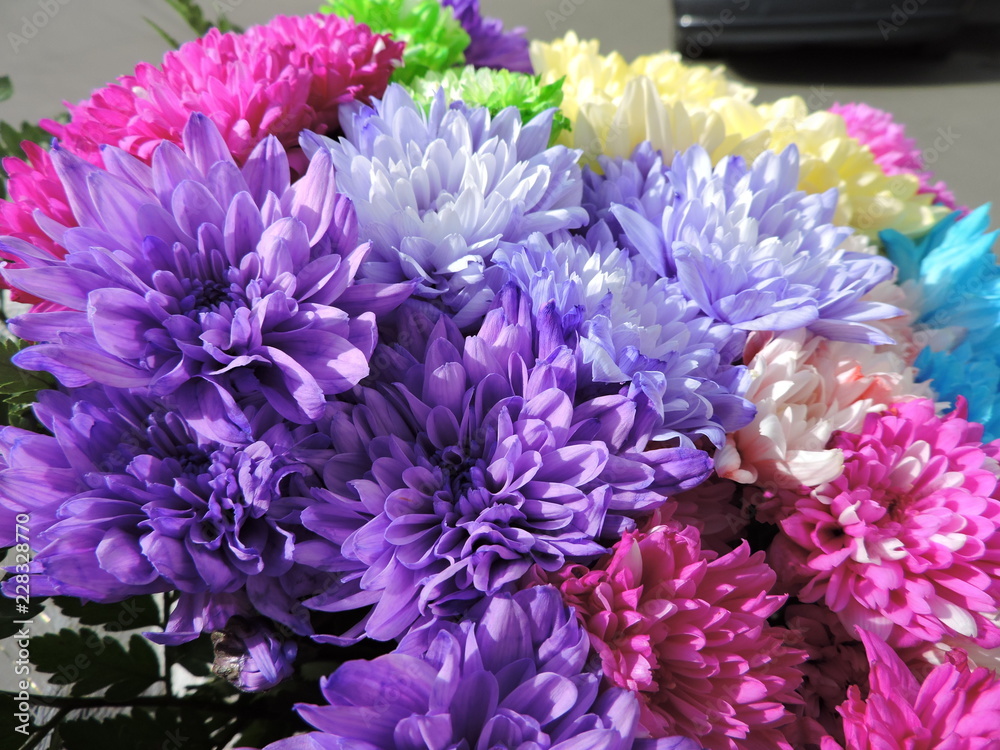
[212,616,297,692]
[300,285,712,641]
[303,85,587,328]
[442,0,533,73]
[496,226,754,448]
[586,142,901,344]
[1,113,411,443]
[263,586,698,750]
[0,386,335,640]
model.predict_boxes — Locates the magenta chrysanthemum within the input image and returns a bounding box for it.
[545,519,806,750]
[830,102,959,212]
[829,630,1000,750]
[775,398,1000,650]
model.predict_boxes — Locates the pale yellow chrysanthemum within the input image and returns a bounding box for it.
[531,33,947,238]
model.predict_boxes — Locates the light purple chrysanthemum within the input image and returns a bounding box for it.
[442,0,533,73]
[303,84,587,328]
[300,285,712,641]
[1,113,412,443]
[496,226,754,448]
[211,616,298,692]
[263,586,698,750]
[585,142,901,345]
[0,385,335,641]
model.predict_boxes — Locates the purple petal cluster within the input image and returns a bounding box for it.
[584,142,901,345]
[300,285,712,640]
[264,586,697,750]
[211,616,298,692]
[0,385,335,641]
[304,85,587,328]
[1,113,411,443]
[496,226,754,448]
[442,0,533,73]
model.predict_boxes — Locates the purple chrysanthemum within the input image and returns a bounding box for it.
[263,586,698,750]
[304,84,586,328]
[496,226,754,448]
[442,0,533,73]
[300,285,712,641]
[1,113,412,443]
[584,142,901,345]
[211,616,298,692]
[0,386,335,641]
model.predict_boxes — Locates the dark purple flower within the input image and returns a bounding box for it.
[212,616,297,692]
[262,586,698,750]
[0,386,336,640]
[299,285,712,641]
[442,0,533,73]
[1,113,412,443]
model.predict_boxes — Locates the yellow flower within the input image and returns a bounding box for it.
[531,33,947,238]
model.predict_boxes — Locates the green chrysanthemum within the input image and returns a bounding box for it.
[406,66,572,140]
[321,0,469,84]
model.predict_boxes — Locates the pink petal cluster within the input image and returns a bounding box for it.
[715,328,931,520]
[827,630,1000,750]
[774,398,1000,650]
[662,476,754,555]
[0,14,402,303]
[544,520,806,750]
[830,102,960,212]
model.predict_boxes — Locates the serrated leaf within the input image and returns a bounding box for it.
[59,706,236,750]
[0,579,46,639]
[31,628,160,698]
[54,595,160,630]
[172,633,213,678]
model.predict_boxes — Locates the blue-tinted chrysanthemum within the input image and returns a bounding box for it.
[304,84,587,328]
[0,386,335,640]
[264,586,697,750]
[300,286,712,640]
[586,142,901,344]
[882,204,1000,438]
[496,226,754,448]
[1,113,411,443]
[442,0,533,73]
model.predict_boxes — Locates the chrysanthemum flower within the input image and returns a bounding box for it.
[774,398,1000,650]
[211,616,298,692]
[595,143,901,343]
[1,114,411,441]
[883,205,1000,439]
[0,386,333,640]
[405,65,571,139]
[545,519,806,750]
[0,14,403,303]
[828,630,1000,750]
[263,587,697,750]
[300,286,713,640]
[441,0,532,73]
[322,0,469,84]
[306,84,587,328]
[496,226,753,448]
[715,328,931,505]
[830,102,959,211]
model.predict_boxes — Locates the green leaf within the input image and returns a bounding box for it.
[58,706,236,750]
[31,628,160,698]
[0,576,47,639]
[0,76,12,103]
[144,18,181,49]
[150,0,244,49]
[53,596,161,631]
[0,337,57,432]
[171,633,214,678]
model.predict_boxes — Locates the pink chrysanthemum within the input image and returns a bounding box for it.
[662,476,753,554]
[830,102,960,212]
[544,519,806,750]
[0,14,402,303]
[774,398,1000,650]
[826,630,1000,750]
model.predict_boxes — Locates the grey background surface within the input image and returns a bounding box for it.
[0,0,998,208]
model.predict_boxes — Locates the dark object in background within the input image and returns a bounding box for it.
[673,0,980,58]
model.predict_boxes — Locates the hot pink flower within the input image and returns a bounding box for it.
[828,630,1000,750]
[0,14,402,303]
[775,398,1000,651]
[830,102,960,212]
[545,520,806,750]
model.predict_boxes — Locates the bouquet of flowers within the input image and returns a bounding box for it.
[2,1,998,748]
